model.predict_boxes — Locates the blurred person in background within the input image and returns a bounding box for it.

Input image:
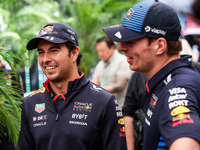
[92,36,132,109]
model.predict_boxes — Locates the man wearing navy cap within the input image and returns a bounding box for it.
[103,1,200,150]
[17,23,127,150]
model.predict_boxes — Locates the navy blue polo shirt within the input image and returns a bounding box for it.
[143,55,200,150]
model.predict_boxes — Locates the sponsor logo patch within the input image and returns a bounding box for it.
[169,100,189,109]
[172,113,194,127]
[33,122,47,127]
[145,26,166,35]
[35,103,45,113]
[170,106,190,116]
[120,127,125,132]
[90,84,103,92]
[118,118,124,125]
[73,102,92,112]
[150,94,158,109]
[125,8,134,20]
[119,132,126,137]
[147,108,153,118]
[33,115,47,121]
[172,114,191,122]
[72,113,88,120]
[164,74,172,85]
[30,87,45,97]
[172,118,194,127]
[119,127,126,137]
[69,120,87,126]
[116,111,123,117]
[115,31,122,39]
[39,25,54,36]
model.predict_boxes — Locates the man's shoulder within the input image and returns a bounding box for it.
[23,87,47,102]
[89,82,116,100]
[174,66,200,81]
[89,82,113,97]
[159,67,200,94]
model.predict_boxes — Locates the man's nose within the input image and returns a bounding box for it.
[43,53,51,62]
[118,43,126,52]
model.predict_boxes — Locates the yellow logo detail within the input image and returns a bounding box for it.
[171,106,190,116]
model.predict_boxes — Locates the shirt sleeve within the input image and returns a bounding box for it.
[159,86,200,147]
[101,95,127,150]
[122,72,148,118]
[16,98,35,150]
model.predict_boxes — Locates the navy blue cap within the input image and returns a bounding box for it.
[103,1,181,42]
[27,23,79,50]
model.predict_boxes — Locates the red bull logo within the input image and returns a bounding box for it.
[119,132,126,137]
[172,118,194,127]
[73,102,92,112]
[172,113,194,127]
[172,114,191,122]
[30,87,45,97]
[120,127,125,132]
[84,106,92,110]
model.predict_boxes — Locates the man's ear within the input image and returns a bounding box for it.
[111,45,115,50]
[156,38,167,55]
[71,46,80,63]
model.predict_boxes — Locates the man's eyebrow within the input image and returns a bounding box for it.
[48,45,61,50]
[37,48,42,52]
[37,45,61,52]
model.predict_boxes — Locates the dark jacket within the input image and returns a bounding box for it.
[144,56,200,150]
[17,73,127,150]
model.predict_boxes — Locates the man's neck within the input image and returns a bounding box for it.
[145,54,180,79]
[49,72,80,95]
[49,81,68,95]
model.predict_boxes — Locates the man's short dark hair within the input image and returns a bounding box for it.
[65,41,82,66]
[96,36,115,48]
[192,0,200,19]
[147,37,182,55]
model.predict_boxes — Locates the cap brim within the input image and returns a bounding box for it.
[103,24,144,42]
[26,37,68,50]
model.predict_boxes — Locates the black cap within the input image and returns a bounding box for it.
[27,23,79,50]
[103,1,181,42]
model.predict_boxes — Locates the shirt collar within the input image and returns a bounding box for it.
[146,55,192,94]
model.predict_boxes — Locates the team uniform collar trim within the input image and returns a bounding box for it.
[43,71,86,93]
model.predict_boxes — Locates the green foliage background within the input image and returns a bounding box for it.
[0,0,138,77]
[0,0,138,147]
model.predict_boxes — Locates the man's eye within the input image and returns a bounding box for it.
[51,49,58,52]
[38,51,44,55]
[127,41,134,45]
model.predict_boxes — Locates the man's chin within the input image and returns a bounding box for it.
[47,75,59,83]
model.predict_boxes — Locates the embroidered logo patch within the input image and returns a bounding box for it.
[35,103,45,113]
[30,87,45,97]
[125,8,134,20]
